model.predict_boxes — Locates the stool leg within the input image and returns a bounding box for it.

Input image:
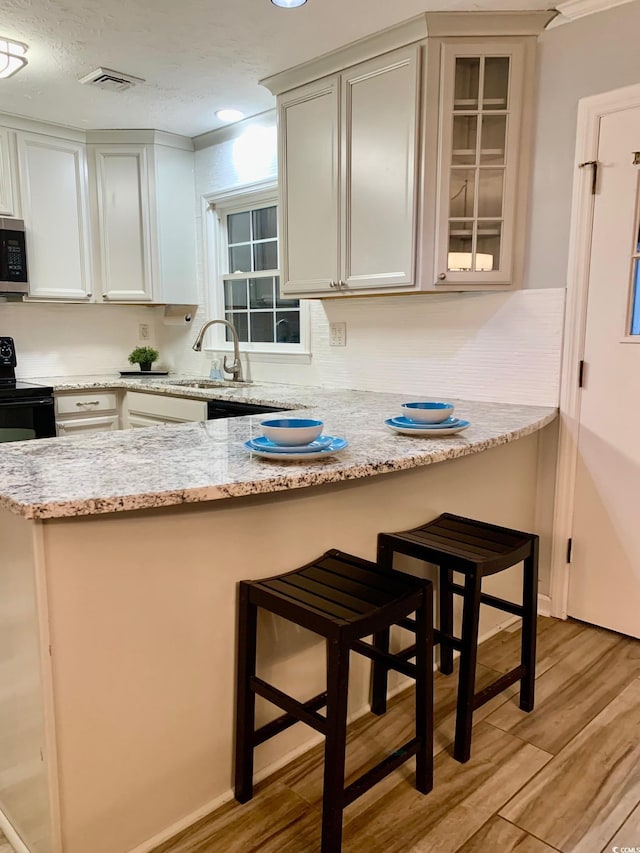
[234,582,258,803]
[454,571,482,763]
[371,626,390,715]
[321,636,350,853]
[438,567,455,675]
[414,586,434,795]
[519,538,539,712]
[371,538,394,715]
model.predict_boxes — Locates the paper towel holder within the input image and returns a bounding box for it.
[163,304,196,326]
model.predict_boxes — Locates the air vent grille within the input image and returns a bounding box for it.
[78,67,145,92]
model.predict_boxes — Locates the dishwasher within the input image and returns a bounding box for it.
[206,399,288,420]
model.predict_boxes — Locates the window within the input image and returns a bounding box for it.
[208,187,306,355]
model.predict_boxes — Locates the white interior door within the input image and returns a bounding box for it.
[568,104,640,638]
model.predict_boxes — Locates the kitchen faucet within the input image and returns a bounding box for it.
[192,319,244,382]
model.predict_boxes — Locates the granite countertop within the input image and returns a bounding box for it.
[0,376,557,520]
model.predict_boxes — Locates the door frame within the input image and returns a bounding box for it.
[550,81,640,618]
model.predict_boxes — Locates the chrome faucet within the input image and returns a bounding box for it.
[192,319,244,382]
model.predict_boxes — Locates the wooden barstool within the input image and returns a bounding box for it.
[234,549,433,853]
[372,513,538,763]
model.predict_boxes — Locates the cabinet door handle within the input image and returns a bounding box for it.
[438,273,447,281]
[329,281,337,288]
[76,401,100,406]
[338,280,346,289]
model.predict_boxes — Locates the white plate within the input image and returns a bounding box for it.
[244,436,349,460]
[384,418,470,436]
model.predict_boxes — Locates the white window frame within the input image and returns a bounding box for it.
[203,180,310,361]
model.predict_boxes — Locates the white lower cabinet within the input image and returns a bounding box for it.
[124,391,207,427]
[55,391,120,435]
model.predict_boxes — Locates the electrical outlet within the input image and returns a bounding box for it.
[138,323,150,341]
[329,322,347,347]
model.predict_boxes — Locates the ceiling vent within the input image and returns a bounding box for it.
[78,67,145,92]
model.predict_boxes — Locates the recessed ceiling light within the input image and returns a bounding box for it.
[271,0,307,7]
[215,109,245,123]
[0,37,28,79]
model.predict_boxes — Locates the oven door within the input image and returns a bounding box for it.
[0,397,56,442]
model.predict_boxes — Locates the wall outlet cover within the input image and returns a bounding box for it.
[329,322,347,347]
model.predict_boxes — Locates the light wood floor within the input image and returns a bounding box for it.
[150,617,637,852]
[0,618,636,853]
[154,617,640,853]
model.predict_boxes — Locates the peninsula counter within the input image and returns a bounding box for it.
[0,386,556,853]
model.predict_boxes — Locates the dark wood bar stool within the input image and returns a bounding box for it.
[234,549,433,853]
[372,513,538,763]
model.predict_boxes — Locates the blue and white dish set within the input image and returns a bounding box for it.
[244,418,349,461]
[385,401,471,437]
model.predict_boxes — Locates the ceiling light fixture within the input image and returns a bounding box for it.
[271,0,307,7]
[0,37,28,79]
[215,108,245,123]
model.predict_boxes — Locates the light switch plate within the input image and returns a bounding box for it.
[329,322,347,347]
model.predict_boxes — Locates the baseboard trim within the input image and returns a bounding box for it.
[0,808,30,853]
[538,593,552,617]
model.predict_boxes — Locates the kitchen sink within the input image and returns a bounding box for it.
[162,379,251,389]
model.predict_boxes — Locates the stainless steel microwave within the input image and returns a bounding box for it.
[0,218,28,295]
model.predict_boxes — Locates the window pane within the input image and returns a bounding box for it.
[224,279,248,310]
[477,221,502,271]
[249,313,274,343]
[450,170,476,218]
[483,57,510,110]
[448,220,473,269]
[227,212,250,245]
[229,244,251,274]
[252,206,277,241]
[253,240,277,272]
[276,311,300,343]
[452,116,477,165]
[249,278,275,309]
[480,115,506,165]
[477,169,504,218]
[454,58,480,110]
[225,311,248,342]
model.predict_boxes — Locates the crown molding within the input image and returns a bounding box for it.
[548,0,636,27]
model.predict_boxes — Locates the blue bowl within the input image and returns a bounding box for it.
[400,401,455,423]
[261,417,324,446]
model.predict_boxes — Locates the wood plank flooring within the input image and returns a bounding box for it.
[153,616,640,853]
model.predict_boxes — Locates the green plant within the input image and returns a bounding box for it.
[128,346,159,366]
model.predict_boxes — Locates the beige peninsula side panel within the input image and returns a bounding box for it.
[42,430,543,853]
[0,509,51,853]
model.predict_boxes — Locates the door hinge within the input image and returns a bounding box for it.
[567,538,573,563]
[578,160,598,194]
[578,360,585,388]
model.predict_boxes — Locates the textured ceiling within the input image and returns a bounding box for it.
[0,0,553,138]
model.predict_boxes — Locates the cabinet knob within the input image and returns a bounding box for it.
[339,280,346,289]
[329,281,336,288]
[102,294,109,299]
[437,273,447,281]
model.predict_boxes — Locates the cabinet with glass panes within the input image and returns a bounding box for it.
[427,32,538,290]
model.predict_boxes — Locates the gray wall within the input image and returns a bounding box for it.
[525,0,640,288]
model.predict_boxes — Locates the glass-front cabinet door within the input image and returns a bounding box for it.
[435,41,526,288]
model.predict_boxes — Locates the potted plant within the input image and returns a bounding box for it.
[128,346,160,372]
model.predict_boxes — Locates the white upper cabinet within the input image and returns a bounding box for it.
[0,128,18,217]
[264,11,554,297]
[279,78,340,293]
[88,133,198,305]
[275,44,421,297]
[92,145,153,302]
[17,133,93,301]
[430,39,529,289]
